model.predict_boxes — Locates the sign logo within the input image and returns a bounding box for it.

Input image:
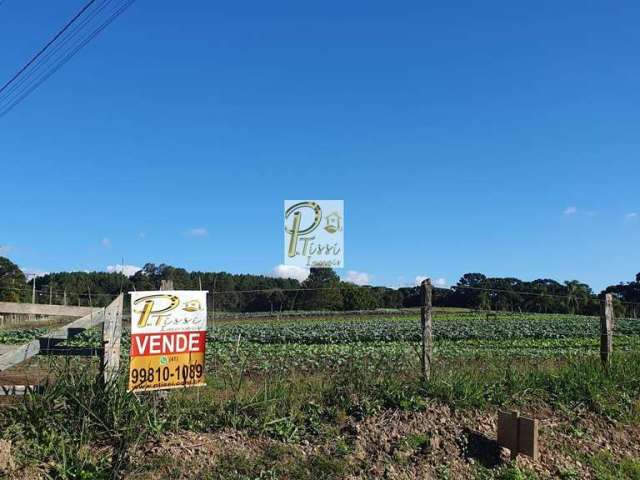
[128,290,207,392]
[133,294,180,328]
[284,200,344,268]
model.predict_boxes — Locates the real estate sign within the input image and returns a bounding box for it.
[284,200,344,268]
[128,290,207,391]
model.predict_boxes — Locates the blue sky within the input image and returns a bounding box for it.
[1,1,639,291]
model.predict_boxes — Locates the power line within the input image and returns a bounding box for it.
[0,0,116,107]
[0,0,98,96]
[0,0,136,117]
[0,0,137,118]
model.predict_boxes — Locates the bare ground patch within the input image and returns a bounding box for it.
[121,401,640,479]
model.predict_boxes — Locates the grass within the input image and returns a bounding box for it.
[153,352,640,442]
[425,354,640,419]
[1,359,162,479]
[2,310,640,478]
[4,353,640,470]
[473,464,540,480]
[202,446,349,480]
[586,452,640,480]
[2,354,639,477]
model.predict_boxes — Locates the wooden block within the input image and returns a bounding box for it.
[518,416,539,461]
[497,410,519,453]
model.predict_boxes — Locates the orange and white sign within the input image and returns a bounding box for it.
[128,290,207,392]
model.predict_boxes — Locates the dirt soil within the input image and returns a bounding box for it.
[122,401,640,480]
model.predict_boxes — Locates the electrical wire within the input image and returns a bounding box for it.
[0,0,115,106]
[0,0,98,96]
[0,0,137,118]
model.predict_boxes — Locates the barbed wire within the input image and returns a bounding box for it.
[1,281,640,309]
[0,284,119,298]
[209,283,640,308]
[435,284,640,307]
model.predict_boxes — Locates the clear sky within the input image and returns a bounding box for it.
[1,1,639,291]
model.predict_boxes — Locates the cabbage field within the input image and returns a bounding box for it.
[51,310,640,373]
[0,327,49,345]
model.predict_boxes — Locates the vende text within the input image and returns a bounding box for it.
[131,331,206,356]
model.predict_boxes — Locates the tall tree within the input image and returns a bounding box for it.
[0,256,28,302]
[452,273,487,308]
[564,280,591,314]
[341,284,377,310]
[298,268,343,310]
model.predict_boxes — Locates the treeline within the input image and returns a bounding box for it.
[604,274,640,318]
[1,257,639,316]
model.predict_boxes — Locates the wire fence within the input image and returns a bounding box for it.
[2,282,640,316]
[0,285,638,395]
[0,277,638,370]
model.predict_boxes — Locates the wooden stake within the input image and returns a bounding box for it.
[102,294,123,384]
[420,278,433,381]
[601,293,614,367]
